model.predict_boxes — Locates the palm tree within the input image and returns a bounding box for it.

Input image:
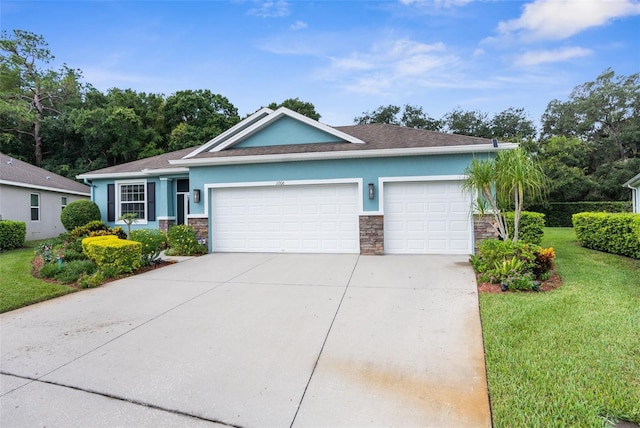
[463,147,547,242]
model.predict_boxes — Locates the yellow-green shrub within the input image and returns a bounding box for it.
[82,236,142,273]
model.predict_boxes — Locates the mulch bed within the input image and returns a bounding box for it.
[477,271,563,294]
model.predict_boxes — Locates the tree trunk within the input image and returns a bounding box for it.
[33,91,44,165]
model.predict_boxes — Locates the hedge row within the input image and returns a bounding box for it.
[529,202,632,227]
[572,212,640,259]
[0,220,26,251]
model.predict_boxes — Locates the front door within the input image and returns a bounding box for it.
[177,179,189,225]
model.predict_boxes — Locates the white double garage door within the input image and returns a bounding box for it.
[211,180,471,254]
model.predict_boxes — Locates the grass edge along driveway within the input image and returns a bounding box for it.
[0,246,76,314]
[480,227,640,427]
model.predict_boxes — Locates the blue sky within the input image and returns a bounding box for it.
[2,0,639,127]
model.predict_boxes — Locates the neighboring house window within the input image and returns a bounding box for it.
[107,180,155,223]
[61,196,68,211]
[30,193,40,221]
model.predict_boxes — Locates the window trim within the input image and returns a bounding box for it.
[30,192,40,222]
[115,179,148,225]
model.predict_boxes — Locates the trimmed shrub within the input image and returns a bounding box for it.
[529,201,632,227]
[69,220,109,239]
[504,211,546,245]
[167,225,206,256]
[60,200,101,231]
[0,220,26,250]
[130,229,167,266]
[572,212,640,259]
[82,236,142,273]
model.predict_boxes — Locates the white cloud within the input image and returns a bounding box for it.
[248,0,290,18]
[290,20,308,30]
[320,38,459,94]
[514,46,593,66]
[498,0,640,41]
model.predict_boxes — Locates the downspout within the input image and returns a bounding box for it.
[623,182,637,213]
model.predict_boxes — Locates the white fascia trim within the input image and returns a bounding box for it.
[157,216,176,221]
[170,143,518,167]
[622,172,640,188]
[201,178,364,218]
[77,171,149,180]
[0,179,90,196]
[141,167,189,175]
[77,168,188,180]
[209,107,365,153]
[184,108,275,159]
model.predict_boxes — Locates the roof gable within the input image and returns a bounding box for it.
[233,115,346,148]
[186,107,365,157]
[623,172,640,188]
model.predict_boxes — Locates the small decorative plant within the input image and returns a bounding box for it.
[118,213,138,238]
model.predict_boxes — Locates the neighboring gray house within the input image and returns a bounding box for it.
[0,153,90,240]
[79,107,517,255]
[623,172,640,213]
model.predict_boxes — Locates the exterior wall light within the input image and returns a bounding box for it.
[193,189,201,204]
[368,183,375,200]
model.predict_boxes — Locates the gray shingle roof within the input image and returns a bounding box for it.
[0,153,90,195]
[78,124,496,176]
[78,147,195,176]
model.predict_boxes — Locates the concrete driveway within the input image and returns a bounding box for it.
[0,253,490,427]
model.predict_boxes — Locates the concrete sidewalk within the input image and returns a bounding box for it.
[0,253,490,427]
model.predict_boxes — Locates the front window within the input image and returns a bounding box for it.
[117,181,146,222]
[30,193,40,221]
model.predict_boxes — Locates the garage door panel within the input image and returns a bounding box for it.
[384,181,471,254]
[212,184,359,253]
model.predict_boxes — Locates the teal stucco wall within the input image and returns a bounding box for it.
[233,116,345,148]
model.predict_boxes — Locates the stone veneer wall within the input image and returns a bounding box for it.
[359,215,384,255]
[188,217,209,243]
[473,214,499,251]
[158,219,175,233]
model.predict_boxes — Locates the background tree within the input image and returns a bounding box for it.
[540,69,639,201]
[490,107,536,141]
[0,30,83,165]
[443,108,491,138]
[354,104,441,130]
[164,90,239,151]
[267,98,320,120]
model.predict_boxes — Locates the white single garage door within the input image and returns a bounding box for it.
[211,183,359,253]
[384,181,472,254]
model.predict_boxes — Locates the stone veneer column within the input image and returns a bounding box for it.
[188,218,209,243]
[359,215,384,255]
[473,214,499,252]
[159,219,175,233]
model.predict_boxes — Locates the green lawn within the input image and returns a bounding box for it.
[0,245,76,314]
[480,228,640,427]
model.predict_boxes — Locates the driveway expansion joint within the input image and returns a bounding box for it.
[289,255,360,427]
[1,372,244,428]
